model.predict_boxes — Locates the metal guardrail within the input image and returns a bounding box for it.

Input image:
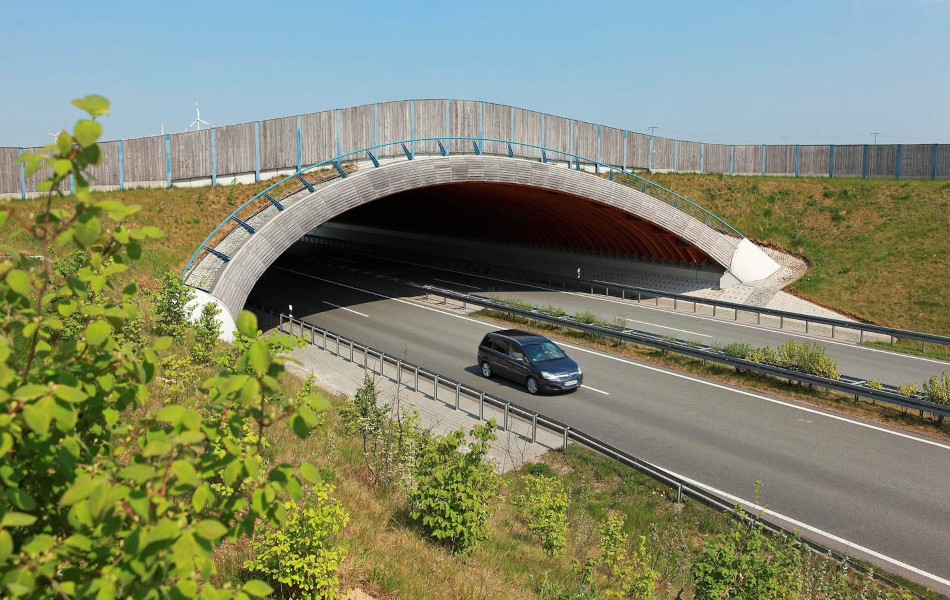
[300,235,950,351]
[246,303,927,597]
[182,136,745,285]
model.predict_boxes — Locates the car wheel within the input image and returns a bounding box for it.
[526,377,539,395]
[481,361,492,378]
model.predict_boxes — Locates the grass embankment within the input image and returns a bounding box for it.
[633,173,950,336]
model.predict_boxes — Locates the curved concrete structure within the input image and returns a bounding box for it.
[209,154,779,319]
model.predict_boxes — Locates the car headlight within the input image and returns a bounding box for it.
[541,371,559,381]
[576,369,582,376]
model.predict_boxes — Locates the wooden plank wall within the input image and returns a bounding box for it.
[765,145,795,175]
[900,144,932,179]
[600,126,623,167]
[651,137,674,171]
[0,148,19,196]
[833,146,862,177]
[448,99,478,154]
[799,146,830,176]
[543,114,571,159]
[625,132,650,169]
[376,101,410,158]
[677,141,702,172]
[412,99,444,155]
[733,145,762,174]
[867,145,898,178]
[512,107,542,159]
[704,144,730,173]
[481,103,510,156]
[89,140,120,188]
[215,123,255,176]
[123,135,166,184]
[171,130,212,180]
[259,116,296,171]
[339,104,374,160]
[937,145,950,178]
[573,120,598,164]
[300,110,335,166]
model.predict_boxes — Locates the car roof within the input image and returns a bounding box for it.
[490,329,549,344]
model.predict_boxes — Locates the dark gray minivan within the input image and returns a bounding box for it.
[477,329,583,394]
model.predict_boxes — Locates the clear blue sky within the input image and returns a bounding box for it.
[2,0,947,146]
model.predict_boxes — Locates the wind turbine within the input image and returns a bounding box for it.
[185,100,212,132]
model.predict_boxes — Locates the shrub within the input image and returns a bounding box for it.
[245,482,349,598]
[723,342,755,359]
[191,301,221,364]
[540,304,568,318]
[898,383,919,397]
[691,525,801,600]
[410,421,500,557]
[226,178,238,206]
[923,372,950,425]
[775,340,840,380]
[866,379,883,390]
[599,512,657,598]
[526,461,557,478]
[515,474,569,557]
[151,269,194,342]
[575,311,601,325]
[0,95,329,597]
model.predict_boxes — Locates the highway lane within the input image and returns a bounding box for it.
[248,260,950,588]
[281,243,949,387]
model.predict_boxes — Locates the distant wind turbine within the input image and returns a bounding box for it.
[185,100,213,132]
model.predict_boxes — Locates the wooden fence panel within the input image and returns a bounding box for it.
[704,144,730,173]
[412,99,444,155]
[339,104,374,161]
[625,131,650,169]
[482,102,510,156]
[867,145,898,178]
[171,130,211,180]
[833,145,863,178]
[900,144,933,179]
[300,110,335,165]
[89,140,120,187]
[0,148,19,196]
[937,145,950,178]
[123,135,166,185]
[512,107,542,159]
[733,144,762,175]
[447,99,478,154]
[601,126,623,167]
[764,145,795,175]
[543,114,571,159]
[260,116,296,172]
[376,101,410,158]
[799,145,830,176]
[573,120,598,164]
[215,123,255,176]
[651,137,674,171]
[677,141,701,172]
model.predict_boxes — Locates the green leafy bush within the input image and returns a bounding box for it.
[409,421,500,557]
[897,383,919,397]
[866,379,883,390]
[151,269,195,342]
[191,301,221,364]
[691,525,801,600]
[775,340,840,380]
[540,304,568,317]
[599,512,657,598]
[245,482,349,599]
[514,474,569,557]
[923,372,950,425]
[0,96,329,598]
[723,342,755,359]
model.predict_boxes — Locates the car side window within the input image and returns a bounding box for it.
[492,339,508,354]
[508,341,524,361]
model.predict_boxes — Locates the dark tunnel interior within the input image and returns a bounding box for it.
[327,182,713,266]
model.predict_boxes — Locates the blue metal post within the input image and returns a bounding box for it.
[211,126,217,187]
[729,145,734,175]
[794,145,800,177]
[540,113,546,149]
[700,143,705,174]
[296,115,301,172]
[862,145,868,179]
[18,148,25,200]
[673,140,679,173]
[761,145,766,176]
[164,134,172,188]
[117,139,125,190]
[254,121,260,183]
[896,144,902,179]
[622,130,627,171]
[932,143,939,180]
[828,145,835,178]
[648,132,654,171]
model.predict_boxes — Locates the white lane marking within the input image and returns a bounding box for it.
[581,384,609,395]
[322,301,369,318]
[554,341,950,452]
[278,267,950,587]
[433,278,481,290]
[624,317,711,338]
[279,265,950,452]
[346,254,948,367]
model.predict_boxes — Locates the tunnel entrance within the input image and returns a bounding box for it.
[310,182,724,292]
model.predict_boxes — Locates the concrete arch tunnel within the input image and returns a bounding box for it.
[206,154,779,321]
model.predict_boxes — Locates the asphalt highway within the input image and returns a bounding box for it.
[248,252,950,591]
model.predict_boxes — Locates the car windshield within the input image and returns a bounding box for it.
[522,341,566,363]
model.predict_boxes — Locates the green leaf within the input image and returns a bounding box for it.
[21,534,54,555]
[85,320,110,346]
[242,580,273,597]
[1,512,37,527]
[53,385,87,404]
[60,475,96,506]
[21,405,51,436]
[73,119,102,147]
[52,159,72,177]
[71,95,110,118]
[172,460,198,487]
[192,484,213,512]
[6,270,30,296]
[73,215,102,245]
[155,405,184,424]
[248,341,269,375]
[55,130,72,155]
[236,311,258,338]
[0,530,12,562]
[299,462,322,484]
[194,519,228,540]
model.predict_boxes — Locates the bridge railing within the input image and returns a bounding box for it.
[181,137,744,289]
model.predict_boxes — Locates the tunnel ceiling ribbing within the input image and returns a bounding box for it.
[329,183,713,266]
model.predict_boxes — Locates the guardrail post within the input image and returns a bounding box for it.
[860,330,864,343]
[479,392,484,419]
[504,403,509,431]
[310,326,314,345]
[323,330,327,350]
[433,375,439,402]
[396,360,402,384]
[336,335,340,355]
[455,383,460,411]
[757,312,761,325]
[922,340,927,352]
[531,414,537,443]
[349,340,354,361]
[779,315,784,328]
[414,366,419,391]
[831,325,835,339]
[805,321,809,333]
[379,353,384,376]
[676,483,683,504]
[562,426,570,450]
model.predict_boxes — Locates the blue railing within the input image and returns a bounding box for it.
[181,137,745,284]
